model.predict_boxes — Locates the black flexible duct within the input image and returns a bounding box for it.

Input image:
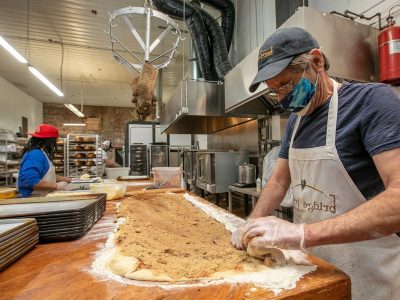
[186,11,217,80]
[152,0,216,81]
[199,9,232,80]
[199,0,235,53]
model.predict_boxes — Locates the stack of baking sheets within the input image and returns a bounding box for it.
[0,218,39,271]
[0,194,106,242]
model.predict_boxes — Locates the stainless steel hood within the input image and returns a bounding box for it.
[225,6,379,115]
[160,79,253,134]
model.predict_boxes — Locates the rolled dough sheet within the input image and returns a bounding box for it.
[106,192,311,282]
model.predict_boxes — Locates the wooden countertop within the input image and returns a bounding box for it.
[0,184,351,300]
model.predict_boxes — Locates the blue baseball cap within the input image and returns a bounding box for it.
[249,27,319,93]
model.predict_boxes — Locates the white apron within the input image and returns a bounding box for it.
[31,150,57,196]
[289,80,400,299]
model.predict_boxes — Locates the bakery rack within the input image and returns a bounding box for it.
[66,134,103,178]
[54,138,66,177]
[0,130,20,187]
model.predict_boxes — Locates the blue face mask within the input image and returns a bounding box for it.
[280,76,317,112]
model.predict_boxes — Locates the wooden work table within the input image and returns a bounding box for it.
[0,183,351,300]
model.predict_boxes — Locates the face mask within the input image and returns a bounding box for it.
[280,74,318,113]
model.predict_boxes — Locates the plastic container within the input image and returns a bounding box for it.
[151,167,182,188]
[256,177,262,192]
[0,188,16,199]
[90,182,127,200]
[105,167,130,179]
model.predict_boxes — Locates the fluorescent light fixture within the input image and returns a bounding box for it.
[63,123,86,127]
[0,36,28,63]
[28,65,64,97]
[64,104,85,118]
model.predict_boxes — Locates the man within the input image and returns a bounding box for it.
[93,140,120,175]
[231,27,400,299]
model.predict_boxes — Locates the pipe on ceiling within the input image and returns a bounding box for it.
[151,0,216,81]
[152,0,232,81]
[199,0,235,53]
[199,8,232,80]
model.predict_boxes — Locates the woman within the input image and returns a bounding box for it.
[18,124,71,197]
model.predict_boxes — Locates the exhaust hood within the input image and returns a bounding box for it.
[160,79,253,134]
[225,6,379,115]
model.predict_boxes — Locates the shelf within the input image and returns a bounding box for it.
[68,150,97,152]
[68,141,97,144]
[0,140,17,144]
[0,161,20,166]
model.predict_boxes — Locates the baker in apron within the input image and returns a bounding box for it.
[18,124,71,197]
[231,27,400,299]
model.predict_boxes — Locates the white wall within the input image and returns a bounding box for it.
[308,0,400,27]
[0,76,43,134]
[232,0,276,64]
[232,0,400,66]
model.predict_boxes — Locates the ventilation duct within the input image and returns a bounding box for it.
[151,0,232,81]
[200,0,235,53]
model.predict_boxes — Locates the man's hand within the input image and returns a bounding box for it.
[242,216,305,250]
[231,226,245,250]
[56,181,69,190]
[231,218,254,250]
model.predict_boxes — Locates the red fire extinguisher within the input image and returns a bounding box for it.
[379,14,400,84]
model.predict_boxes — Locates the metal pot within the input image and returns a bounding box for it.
[238,163,256,184]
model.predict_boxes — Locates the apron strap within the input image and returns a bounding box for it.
[289,115,301,149]
[41,149,53,166]
[325,79,339,147]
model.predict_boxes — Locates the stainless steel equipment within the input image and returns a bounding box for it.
[149,143,168,169]
[160,80,252,134]
[224,6,379,115]
[238,163,256,184]
[183,148,202,188]
[196,151,249,193]
[130,144,148,176]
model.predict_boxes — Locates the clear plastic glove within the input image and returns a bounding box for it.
[242,216,306,250]
[231,218,253,250]
[231,226,245,250]
[56,181,69,190]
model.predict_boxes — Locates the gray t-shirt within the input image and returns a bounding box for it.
[279,82,400,200]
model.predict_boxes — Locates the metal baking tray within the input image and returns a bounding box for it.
[0,227,37,252]
[0,196,106,219]
[0,219,37,240]
[0,224,37,244]
[0,234,38,259]
[0,235,38,271]
[0,194,105,205]
[117,175,149,181]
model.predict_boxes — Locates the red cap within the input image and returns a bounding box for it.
[29,124,59,138]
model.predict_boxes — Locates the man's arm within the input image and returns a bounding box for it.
[34,179,57,190]
[305,147,400,247]
[104,159,120,168]
[250,158,291,218]
[56,175,71,182]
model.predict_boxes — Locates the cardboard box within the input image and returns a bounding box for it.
[85,118,102,131]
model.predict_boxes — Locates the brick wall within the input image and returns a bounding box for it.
[43,103,142,159]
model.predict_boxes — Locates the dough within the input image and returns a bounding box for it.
[110,193,251,282]
[247,238,288,266]
[80,174,91,180]
[125,269,173,282]
[247,238,313,266]
[107,252,140,276]
[108,193,312,282]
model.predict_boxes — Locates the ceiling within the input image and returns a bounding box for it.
[0,0,194,107]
